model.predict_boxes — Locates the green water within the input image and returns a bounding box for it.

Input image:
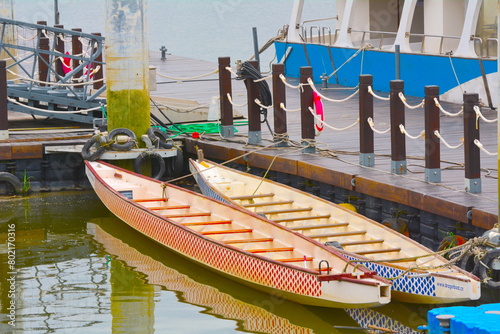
[1,191,498,333]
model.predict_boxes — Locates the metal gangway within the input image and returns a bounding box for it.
[0,18,106,124]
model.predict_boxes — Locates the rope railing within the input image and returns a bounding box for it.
[7,68,105,86]
[398,92,424,109]
[434,98,463,117]
[473,105,498,124]
[227,93,247,107]
[307,78,359,103]
[7,97,104,113]
[367,86,390,101]
[225,66,239,77]
[399,124,425,140]
[474,139,498,156]
[434,130,464,149]
[279,73,302,89]
[156,68,219,81]
[307,107,359,131]
[255,98,272,109]
[367,117,390,134]
[280,102,300,113]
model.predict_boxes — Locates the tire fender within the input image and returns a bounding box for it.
[0,172,22,195]
[134,151,166,180]
[478,248,500,288]
[108,128,137,151]
[147,127,173,149]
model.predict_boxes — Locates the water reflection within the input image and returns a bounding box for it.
[1,192,497,333]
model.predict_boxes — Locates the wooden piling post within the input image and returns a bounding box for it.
[0,60,8,140]
[246,60,261,145]
[359,74,374,166]
[463,93,481,193]
[72,28,83,88]
[424,86,441,182]
[300,66,315,153]
[390,80,406,174]
[54,24,65,79]
[218,57,234,138]
[38,37,50,86]
[91,33,104,90]
[272,63,288,146]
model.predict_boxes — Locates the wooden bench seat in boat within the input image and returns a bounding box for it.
[273,214,331,223]
[242,200,294,208]
[290,222,349,231]
[230,193,275,200]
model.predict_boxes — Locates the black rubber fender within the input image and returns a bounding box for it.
[134,151,166,180]
[81,137,107,161]
[108,128,137,151]
[147,127,173,149]
[0,172,22,195]
[478,248,500,288]
[165,147,184,178]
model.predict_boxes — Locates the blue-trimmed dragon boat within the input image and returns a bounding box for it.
[274,0,498,108]
[85,160,391,308]
[189,158,481,304]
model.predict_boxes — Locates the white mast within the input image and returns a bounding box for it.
[287,0,304,43]
[454,0,483,57]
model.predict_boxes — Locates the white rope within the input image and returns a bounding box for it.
[474,105,498,123]
[434,98,463,117]
[254,75,272,83]
[307,78,359,103]
[474,139,498,156]
[17,32,38,41]
[367,117,390,134]
[399,124,425,140]
[398,92,424,109]
[8,97,104,113]
[280,102,300,112]
[368,86,390,101]
[434,130,464,149]
[156,68,218,81]
[308,107,359,131]
[7,68,104,86]
[225,66,239,77]
[227,93,247,107]
[448,53,463,93]
[255,98,272,109]
[279,73,302,89]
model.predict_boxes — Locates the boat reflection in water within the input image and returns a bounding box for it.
[88,218,428,334]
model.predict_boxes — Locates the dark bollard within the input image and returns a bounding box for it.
[91,33,104,90]
[246,60,261,145]
[38,37,50,86]
[390,80,406,174]
[72,28,83,88]
[463,93,481,193]
[359,74,374,166]
[424,86,441,182]
[0,61,8,140]
[54,24,65,79]
[272,63,288,146]
[300,66,315,153]
[218,57,234,138]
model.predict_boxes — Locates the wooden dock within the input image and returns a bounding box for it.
[1,51,498,235]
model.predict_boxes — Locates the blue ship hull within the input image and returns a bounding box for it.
[275,41,497,99]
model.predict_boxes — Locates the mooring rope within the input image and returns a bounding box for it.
[473,105,498,124]
[227,93,248,107]
[307,106,359,131]
[280,102,300,113]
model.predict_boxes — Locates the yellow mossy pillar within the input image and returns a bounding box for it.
[0,0,17,80]
[105,0,150,140]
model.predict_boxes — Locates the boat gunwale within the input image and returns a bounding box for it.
[86,160,389,286]
[189,158,479,282]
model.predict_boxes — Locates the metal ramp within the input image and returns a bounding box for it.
[0,18,106,124]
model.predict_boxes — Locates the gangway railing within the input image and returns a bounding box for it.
[0,18,106,124]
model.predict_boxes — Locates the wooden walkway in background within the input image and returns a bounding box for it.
[3,51,498,230]
[150,52,498,230]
